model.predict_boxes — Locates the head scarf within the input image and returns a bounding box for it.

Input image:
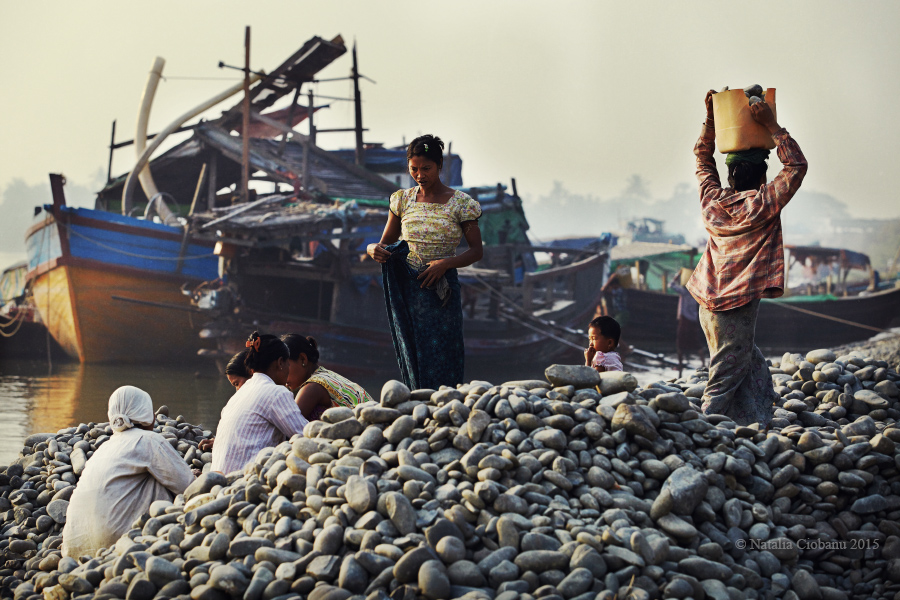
[725,148,771,166]
[107,386,155,433]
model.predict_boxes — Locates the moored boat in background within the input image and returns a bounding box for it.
[24,175,218,363]
[757,245,900,351]
[0,261,66,361]
[591,242,900,355]
[188,183,610,378]
[21,34,351,364]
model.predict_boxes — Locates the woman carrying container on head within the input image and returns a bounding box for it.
[687,90,807,427]
[367,135,483,390]
[210,332,308,474]
[281,334,374,421]
[62,386,194,559]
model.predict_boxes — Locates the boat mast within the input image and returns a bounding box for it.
[107,120,116,184]
[352,41,365,167]
[241,26,251,204]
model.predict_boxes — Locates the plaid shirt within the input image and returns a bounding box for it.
[687,124,808,311]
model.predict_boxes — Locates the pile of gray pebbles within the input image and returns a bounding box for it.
[0,410,212,593]
[716,84,766,106]
[1,347,899,600]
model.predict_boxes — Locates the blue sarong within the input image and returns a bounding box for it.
[382,240,464,390]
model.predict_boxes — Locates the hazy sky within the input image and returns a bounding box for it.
[2,1,899,222]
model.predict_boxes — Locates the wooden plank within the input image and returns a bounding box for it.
[523,253,605,284]
[218,36,346,129]
[243,112,395,193]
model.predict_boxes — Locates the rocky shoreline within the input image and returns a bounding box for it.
[832,330,900,373]
[0,347,899,600]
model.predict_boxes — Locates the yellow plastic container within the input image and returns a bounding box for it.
[712,88,776,154]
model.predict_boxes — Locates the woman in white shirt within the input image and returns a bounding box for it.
[210,332,308,474]
[62,386,194,559]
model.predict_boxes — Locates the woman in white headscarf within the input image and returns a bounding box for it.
[61,386,195,559]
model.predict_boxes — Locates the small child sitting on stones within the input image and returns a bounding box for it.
[584,316,623,373]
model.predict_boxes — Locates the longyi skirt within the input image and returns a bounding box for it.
[382,240,464,390]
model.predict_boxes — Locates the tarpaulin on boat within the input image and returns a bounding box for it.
[330,147,463,187]
[96,137,240,211]
[609,242,699,292]
[545,235,617,252]
[0,262,27,303]
[457,185,529,247]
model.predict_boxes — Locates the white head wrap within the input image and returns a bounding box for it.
[107,386,155,433]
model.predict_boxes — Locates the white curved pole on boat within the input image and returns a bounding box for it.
[122,68,264,215]
[133,57,166,215]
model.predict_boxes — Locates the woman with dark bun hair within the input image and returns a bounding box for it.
[224,349,251,390]
[367,134,483,390]
[281,334,374,421]
[209,332,308,474]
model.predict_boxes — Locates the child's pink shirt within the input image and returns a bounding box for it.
[592,351,623,371]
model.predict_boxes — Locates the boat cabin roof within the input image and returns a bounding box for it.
[786,245,870,271]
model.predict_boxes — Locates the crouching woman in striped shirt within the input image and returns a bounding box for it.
[210,332,309,474]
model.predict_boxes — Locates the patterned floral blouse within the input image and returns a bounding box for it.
[389,187,482,270]
[299,366,374,420]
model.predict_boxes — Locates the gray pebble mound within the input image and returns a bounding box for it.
[1,347,900,600]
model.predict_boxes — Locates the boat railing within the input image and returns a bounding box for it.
[521,253,606,314]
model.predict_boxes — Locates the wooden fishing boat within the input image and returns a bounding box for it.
[23,175,218,363]
[595,243,900,355]
[596,242,700,354]
[19,35,351,364]
[189,184,609,379]
[757,286,900,351]
[20,33,612,372]
[0,261,67,361]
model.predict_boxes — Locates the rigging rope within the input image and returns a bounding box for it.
[163,76,242,81]
[0,310,26,338]
[467,273,669,371]
[763,298,893,334]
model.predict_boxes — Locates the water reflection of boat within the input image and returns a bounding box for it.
[0,261,67,361]
[0,361,237,464]
[0,361,83,462]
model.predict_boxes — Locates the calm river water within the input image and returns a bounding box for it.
[0,352,676,465]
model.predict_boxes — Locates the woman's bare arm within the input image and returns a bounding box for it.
[295,382,333,420]
[367,212,402,263]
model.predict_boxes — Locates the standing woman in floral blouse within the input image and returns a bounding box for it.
[367,135,483,390]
